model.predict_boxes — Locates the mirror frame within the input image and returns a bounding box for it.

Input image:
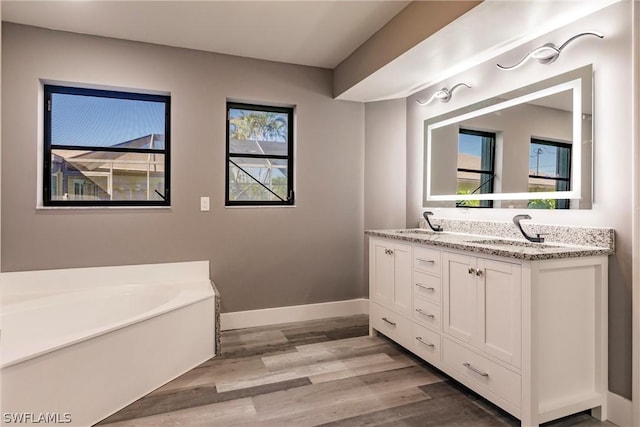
[423,65,592,206]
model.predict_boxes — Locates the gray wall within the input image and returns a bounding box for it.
[404,2,633,398]
[364,99,406,231]
[1,23,365,313]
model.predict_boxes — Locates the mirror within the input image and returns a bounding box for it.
[424,65,592,209]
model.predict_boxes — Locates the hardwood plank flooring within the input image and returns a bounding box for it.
[98,314,614,427]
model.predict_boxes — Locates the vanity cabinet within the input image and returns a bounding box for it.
[368,236,608,427]
[442,252,521,367]
[369,238,412,317]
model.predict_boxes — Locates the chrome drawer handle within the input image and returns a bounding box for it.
[382,317,396,327]
[463,362,489,377]
[415,308,435,318]
[416,283,435,291]
[416,257,435,263]
[416,337,435,347]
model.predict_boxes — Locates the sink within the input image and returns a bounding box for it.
[395,229,436,235]
[466,239,554,249]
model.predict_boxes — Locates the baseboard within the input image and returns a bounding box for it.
[220,298,369,331]
[607,392,633,426]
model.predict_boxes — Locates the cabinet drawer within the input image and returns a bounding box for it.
[413,271,441,304]
[413,246,441,276]
[413,298,441,331]
[443,338,521,409]
[370,302,411,348]
[412,322,441,365]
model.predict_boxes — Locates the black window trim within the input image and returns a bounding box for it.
[225,101,294,206]
[528,137,572,183]
[43,85,171,207]
[528,137,571,209]
[456,128,496,209]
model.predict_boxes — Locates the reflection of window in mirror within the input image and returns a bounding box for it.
[527,138,571,209]
[456,129,496,208]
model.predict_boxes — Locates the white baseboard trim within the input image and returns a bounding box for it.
[607,392,633,427]
[221,298,370,331]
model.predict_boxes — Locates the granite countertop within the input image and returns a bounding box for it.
[366,229,615,261]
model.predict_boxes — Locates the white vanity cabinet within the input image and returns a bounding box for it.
[368,236,608,427]
[442,251,521,368]
[369,238,413,348]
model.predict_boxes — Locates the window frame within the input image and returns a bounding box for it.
[43,85,171,207]
[456,128,496,208]
[225,102,294,207]
[528,137,571,209]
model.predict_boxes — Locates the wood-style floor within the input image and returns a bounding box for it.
[99,314,614,427]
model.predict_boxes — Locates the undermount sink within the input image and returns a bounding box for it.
[466,239,554,249]
[395,229,436,235]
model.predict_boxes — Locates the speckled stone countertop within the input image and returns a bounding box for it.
[366,219,615,261]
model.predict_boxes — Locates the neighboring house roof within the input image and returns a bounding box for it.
[53,134,165,172]
[229,138,287,156]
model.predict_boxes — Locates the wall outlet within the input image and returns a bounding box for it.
[200,197,210,212]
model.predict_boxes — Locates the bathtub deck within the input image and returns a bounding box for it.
[98,315,612,427]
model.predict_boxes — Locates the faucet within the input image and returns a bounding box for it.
[423,211,443,232]
[512,214,544,243]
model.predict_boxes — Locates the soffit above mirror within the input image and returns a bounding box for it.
[336,0,619,102]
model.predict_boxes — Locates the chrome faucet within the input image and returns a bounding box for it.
[423,211,443,232]
[512,214,544,243]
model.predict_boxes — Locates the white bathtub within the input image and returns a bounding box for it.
[0,261,217,426]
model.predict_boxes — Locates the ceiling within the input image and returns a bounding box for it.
[1,1,620,102]
[1,0,410,69]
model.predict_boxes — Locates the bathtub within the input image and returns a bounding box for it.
[0,261,217,426]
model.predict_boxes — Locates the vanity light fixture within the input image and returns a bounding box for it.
[497,31,604,71]
[416,82,471,105]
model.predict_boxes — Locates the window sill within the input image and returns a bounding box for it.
[36,205,172,210]
[224,205,296,209]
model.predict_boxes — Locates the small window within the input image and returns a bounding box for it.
[456,129,495,208]
[44,85,170,207]
[528,138,571,209]
[226,102,294,206]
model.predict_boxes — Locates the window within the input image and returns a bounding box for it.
[226,102,294,206]
[456,129,495,208]
[44,85,170,207]
[528,138,571,209]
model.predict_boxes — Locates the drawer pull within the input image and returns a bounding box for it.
[476,269,483,277]
[416,283,435,291]
[463,362,489,377]
[468,267,476,275]
[416,308,435,318]
[385,249,394,255]
[417,257,435,263]
[382,317,396,327]
[416,337,435,347]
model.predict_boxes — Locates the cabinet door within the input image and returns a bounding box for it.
[443,252,477,344]
[369,239,412,316]
[370,239,394,305]
[477,258,522,367]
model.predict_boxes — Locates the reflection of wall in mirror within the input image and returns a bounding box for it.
[430,126,458,195]
[429,97,572,203]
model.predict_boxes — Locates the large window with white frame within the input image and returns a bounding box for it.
[44,85,171,207]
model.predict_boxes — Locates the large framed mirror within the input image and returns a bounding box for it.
[424,65,593,209]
